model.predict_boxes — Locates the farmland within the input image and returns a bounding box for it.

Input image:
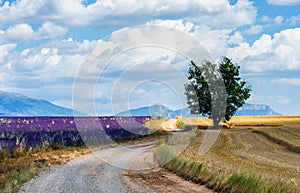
[1,115,300,193]
[156,116,300,193]
[0,116,160,192]
[0,116,153,152]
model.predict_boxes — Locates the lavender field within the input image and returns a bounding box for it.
[0,116,153,151]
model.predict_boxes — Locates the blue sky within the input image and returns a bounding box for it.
[0,0,300,115]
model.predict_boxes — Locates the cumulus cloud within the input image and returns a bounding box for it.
[0,22,67,43]
[4,23,34,41]
[37,22,68,39]
[0,0,257,29]
[243,25,263,35]
[267,0,300,5]
[229,28,300,72]
[73,25,214,114]
[227,31,245,45]
[148,19,234,59]
[0,39,97,93]
[0,43,16,63]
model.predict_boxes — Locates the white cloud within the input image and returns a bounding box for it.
[261,15,270,22]
[0,43,16,63]
[37,22,68,39]
[274,15,284,25]
[4,23,35,42]
[272,78,300,86]
[0,0,257,29]
[227,31,245,45]
[73,25,213,114]
[147,19,233,59]
[243,25,263,35]
[0,39,97,92]
[0,22,67,43]
[147,19,195,34]
[267,0,300,5]
[287,14,300,24]
[229,28,300,72]
[0,38,97,107]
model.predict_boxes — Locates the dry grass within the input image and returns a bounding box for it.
[181,117,211,126]
[156,116,300,193]
[229,116,300,153]
[145,117,170,131]
[228,116,300,126]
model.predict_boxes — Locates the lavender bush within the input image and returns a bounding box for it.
[0,116,154,151]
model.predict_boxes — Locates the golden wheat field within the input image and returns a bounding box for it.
[177,116,300,192]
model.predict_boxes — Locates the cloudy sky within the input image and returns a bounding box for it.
[0,0,300,115]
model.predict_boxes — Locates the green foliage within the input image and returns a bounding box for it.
[228,173,284,193]
[176,120,187,130]
[185,57,251,125]
[5,169,37,193]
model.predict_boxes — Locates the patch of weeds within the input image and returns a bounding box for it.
[4,169,37,193]
[227,173,285,193]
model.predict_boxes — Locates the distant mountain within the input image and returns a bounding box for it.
[234,103,282,116]
[116,105,198,117]
[116,103,282,117]
[117,105,172,117]
[0,90,83,116]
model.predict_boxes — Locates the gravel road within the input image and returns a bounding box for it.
[19,142,212,193]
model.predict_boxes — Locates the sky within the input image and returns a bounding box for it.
[0,0,300,115]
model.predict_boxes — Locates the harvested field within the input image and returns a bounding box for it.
[159,116,300,192]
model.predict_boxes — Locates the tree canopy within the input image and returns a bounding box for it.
[185,57,251,127]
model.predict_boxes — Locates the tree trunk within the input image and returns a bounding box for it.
[212,118,220,129]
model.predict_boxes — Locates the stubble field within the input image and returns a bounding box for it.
[156,116,300,192]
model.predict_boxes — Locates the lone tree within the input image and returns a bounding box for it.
[185,57,251,127]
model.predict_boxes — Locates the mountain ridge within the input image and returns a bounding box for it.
[116,103,282,117]
[0,90,282,117]
[0,90,83,116]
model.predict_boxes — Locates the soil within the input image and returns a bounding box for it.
[125,168,212,193]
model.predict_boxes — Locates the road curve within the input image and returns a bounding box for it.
[161,119,181,131]
[19,142,211,193]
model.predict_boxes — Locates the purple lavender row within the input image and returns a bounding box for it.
[0,116,154,151]
[0,116,152,132]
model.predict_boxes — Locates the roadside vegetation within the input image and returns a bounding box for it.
[0,145,90,193]
[2,116,299,193]
[155,116,300,193]
[0,118,168,193]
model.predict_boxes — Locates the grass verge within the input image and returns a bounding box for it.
[156,143,286,193]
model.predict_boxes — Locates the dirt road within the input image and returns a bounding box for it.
[19,142,212,193]
[161,119,182,131]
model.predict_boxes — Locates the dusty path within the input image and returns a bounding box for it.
[19,142,212,193]
[161,119,181,131]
